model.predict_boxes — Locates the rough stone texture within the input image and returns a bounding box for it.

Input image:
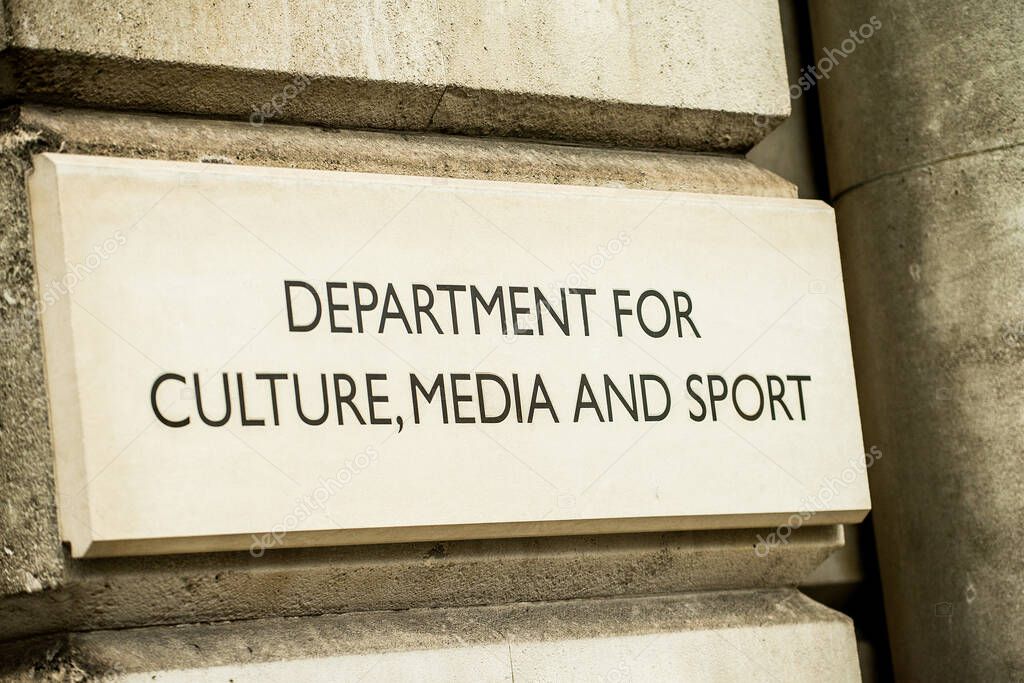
[0,589,860,681]
[0,524,843,643]
[0,126,62,599]
[834,148,1024,682]
[811,1,1024,195]
[812,1,1024,679]
[20,106,797,197]
[0,0,789,151]
[0,106,842,646]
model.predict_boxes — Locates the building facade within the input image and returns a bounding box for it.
[0,1,1020,681]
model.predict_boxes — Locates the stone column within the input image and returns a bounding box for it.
[811,2,1024,679]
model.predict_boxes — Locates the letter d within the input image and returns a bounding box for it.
[285,280,322,331]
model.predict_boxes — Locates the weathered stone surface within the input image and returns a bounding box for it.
[21,106,797,197]
[0,0,789,150]
[813,1,1024,679]
[0,589,861,681]
[0,127,62,600]
[0,524,844,642]
[834,148,1024,682]
[810,0,1024,195]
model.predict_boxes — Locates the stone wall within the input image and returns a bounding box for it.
[0,2,865,679]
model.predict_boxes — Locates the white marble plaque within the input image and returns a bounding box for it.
[28,153,870,558]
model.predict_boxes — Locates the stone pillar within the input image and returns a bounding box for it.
[811,2,1024,679]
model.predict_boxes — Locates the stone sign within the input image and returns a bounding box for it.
[28,154,870,557]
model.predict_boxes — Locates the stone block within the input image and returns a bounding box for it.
[1,0,790,150]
